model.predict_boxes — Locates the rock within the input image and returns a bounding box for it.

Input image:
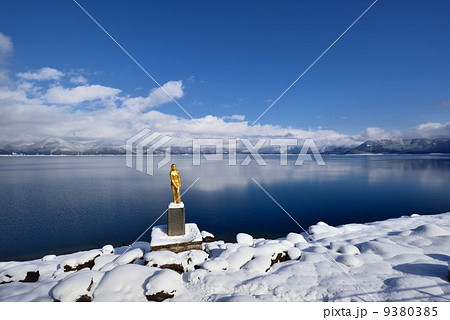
[271,252,289,266]
[61,250,101,272]
[75,294,92,302]
[236,233,253,246]
[158,264,184,274]
[146,291,174,302]
[201,231,216,242]
[0,264,40,284]
[20,271,40,283]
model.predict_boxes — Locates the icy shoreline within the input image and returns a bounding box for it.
[1,213,449,302]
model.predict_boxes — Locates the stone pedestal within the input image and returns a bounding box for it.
[150,223,203,253]
[168,202,185,236]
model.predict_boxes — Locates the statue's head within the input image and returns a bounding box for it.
[171,163,176,170]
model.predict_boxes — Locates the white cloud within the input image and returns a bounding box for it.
[0,65,449,146]
[409,122,450,139]
[45,84,121,104]
[0,32,13,62]
[123,80,183,112]
[70,75,88,84]
[17,67,64,81]
[357,127,393,141]
[222,114,245,121]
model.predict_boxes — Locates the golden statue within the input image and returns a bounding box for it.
[170,164,181,204]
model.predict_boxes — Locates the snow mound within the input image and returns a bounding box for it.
[93,265,158,302]
[42,255,56,262]
[286,232,307,244]
[411,224,450,237]
[51,269,101,302]
[200,258,228,272]
[336,255,363,267]
[145,251,181,267]
[236,233,253,246]
[359,240,421,258]
[102,245,114,254]
[145,269,184,301]
[226,246,255,270]
[0,264,39,283]
[253,242,290,259]
[336,244,360,255]
[287,247,302,260]
[243,256,272,273]
[99,248,143,271]
[181,250,209,271]
[60,249,101,271]
[308,222,338,239]
[201,230,214,239]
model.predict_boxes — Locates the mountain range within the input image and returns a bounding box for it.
[0,137,449,155]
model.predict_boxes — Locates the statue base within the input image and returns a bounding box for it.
[150,223,203,253]
[168,202,185,236]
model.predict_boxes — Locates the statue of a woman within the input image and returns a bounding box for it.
[170,164,181,204]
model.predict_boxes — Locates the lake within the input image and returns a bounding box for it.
[1,154,450,261]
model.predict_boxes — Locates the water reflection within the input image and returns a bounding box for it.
[1,155,449,261]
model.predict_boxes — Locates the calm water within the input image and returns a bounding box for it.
[1,154,450,261]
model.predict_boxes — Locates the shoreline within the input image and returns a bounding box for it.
[1,212,449,302]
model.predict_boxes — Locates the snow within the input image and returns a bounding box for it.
[102,245,114,254]
[236,233,253,246]
[286,232,307,244]
[0,264,38,283]
[59,249,101,271]
[51,269,101,302]
[145,251,181,267]
[287,247,301,260]
[145,269,184,297]
[92,265,159,302]
[1,212,450,302]
[150,223,202,247]
[201,230,214,239]
[42,255,56,262]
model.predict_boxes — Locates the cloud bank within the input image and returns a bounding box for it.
[0,32,448,147]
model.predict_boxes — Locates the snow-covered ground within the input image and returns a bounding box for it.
[0,213,449,302]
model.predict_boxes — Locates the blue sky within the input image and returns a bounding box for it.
[0,0,449,144]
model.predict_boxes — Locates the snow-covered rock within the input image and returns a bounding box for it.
[287,247,302,260]
[145,251,181,267]
[336,255,363,267]
[0,264,39,284]
[93,265,158,302]
[59,250,101,272]
[243,256,272,273]
[336,244,360,255]
[51,269,101,302]
[200,258,228,272]
[286,232,307,244]
[102,245,114,254]
[236,233,253,246]
[226,246,254,270]
[2,212,450,302]
[145,269,184,301]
